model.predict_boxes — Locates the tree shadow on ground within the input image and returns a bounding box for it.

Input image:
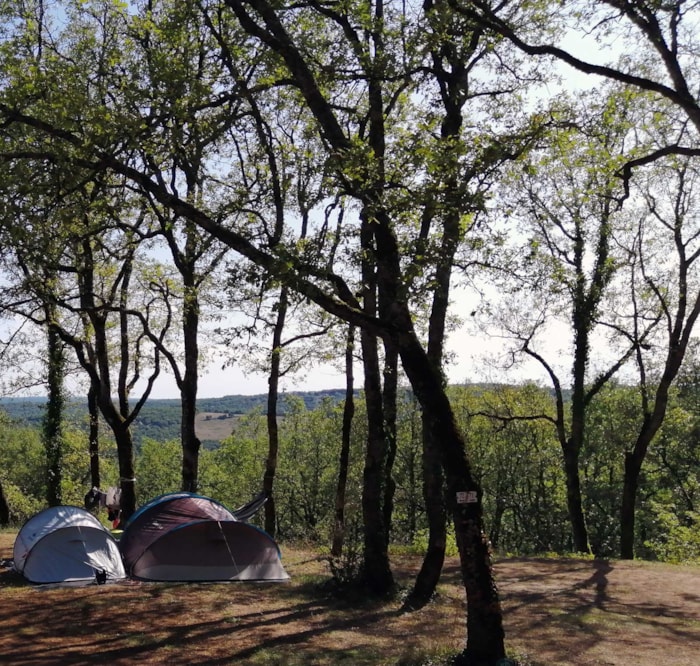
[492,557,700,666]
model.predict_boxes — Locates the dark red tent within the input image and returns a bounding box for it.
[118,493,289,582]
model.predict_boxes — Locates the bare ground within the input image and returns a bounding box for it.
[0,532,698,665]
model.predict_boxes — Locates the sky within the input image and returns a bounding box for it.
[0,254,564,402]
[145,286,554,400]
[146,334,492,400]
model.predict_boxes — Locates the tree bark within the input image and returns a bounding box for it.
[564,309,594,554]
[360,324,394,596]
[264,285,288,537]
[97,393,137,522]
[563,444,588,553]
[404,414,447,610]
[620,379,674,558]
[396,321,506,663]
[0,481,9,525]
[381,339,399,548]
[332,324,355,557]
[180,278,202,493]
[620,449,643,559]
[87,384,100,489]
[44,319,64,507]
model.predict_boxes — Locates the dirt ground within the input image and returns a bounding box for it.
[0,531,698,665]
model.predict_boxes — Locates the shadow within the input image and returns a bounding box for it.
[571,558,612,608]
[0,581,406,665]
[0,567,28,588]
[494,556,700,665]
[0,547,698,666]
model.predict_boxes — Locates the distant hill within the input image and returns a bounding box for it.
[0,389,351,447]
[0,384,559,447]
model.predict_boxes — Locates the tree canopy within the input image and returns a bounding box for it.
[2,0,700,663]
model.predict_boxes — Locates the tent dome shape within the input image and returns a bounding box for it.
[13,505,126,585]
[118,492,289,582]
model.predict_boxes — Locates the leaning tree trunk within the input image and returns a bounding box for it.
[404,416,447,610]
[396,321,505,663]
[620,384,672,559]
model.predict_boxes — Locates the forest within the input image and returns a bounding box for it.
[0,390,345,445]
[1,0,700,664]
[2,383,699,564]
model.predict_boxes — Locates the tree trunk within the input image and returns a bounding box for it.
[404,402,421,539]
[181,282,201,493]
[98,394,137,523]
[264,286,288,537]
[565,320,593,554]
[112,421,137,524]
[381,339,398,548]
[0,481,9,525]
[404,414,447,610]
[360,325,394,596]
[180,388,201,493]
[396,322,505,663]
[358,207,394,596]
[87,384,100,489]
[563,444,589,553]
[332,324,355,557]
[44,321,64,507]
[620,449,644,559]
[620,386,672,559]
[620,356,680,560]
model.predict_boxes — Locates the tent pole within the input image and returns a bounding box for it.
[218,521,238,576]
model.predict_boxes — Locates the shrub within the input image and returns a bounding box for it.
[643,506,700,564]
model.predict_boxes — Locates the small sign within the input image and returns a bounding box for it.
[456,491,478,504]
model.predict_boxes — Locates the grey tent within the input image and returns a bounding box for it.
[118,492,289,582]
[13,505,126,585]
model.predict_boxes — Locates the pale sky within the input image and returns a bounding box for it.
[146,286,555,400]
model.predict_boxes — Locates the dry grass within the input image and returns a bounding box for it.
[195,412,238,442]
[1,531,699,665]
